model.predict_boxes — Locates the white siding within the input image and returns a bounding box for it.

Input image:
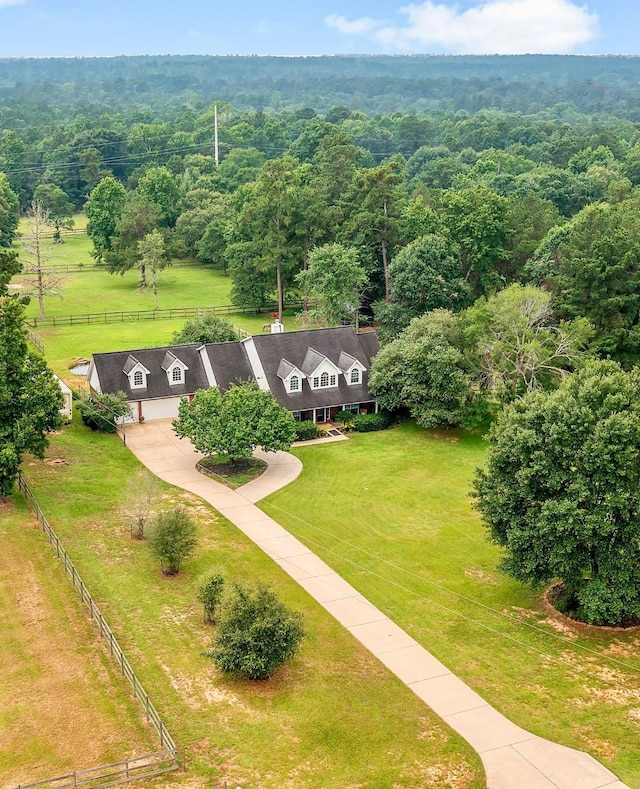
[242,337,270,391]
[139,396,184,422]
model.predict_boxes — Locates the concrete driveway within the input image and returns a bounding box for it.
[121,419,628,789]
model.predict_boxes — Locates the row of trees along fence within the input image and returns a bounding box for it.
[16,474,179,777]
[9,750,178,789]
[25,301,313,328]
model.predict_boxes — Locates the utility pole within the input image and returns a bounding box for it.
[214,104,219,166]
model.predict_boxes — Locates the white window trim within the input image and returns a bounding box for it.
[168,364,185,386]
[129,365,149,390]
[345,361,366,386]
[308,360,342,390]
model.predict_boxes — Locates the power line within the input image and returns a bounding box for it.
[264,500,640,679]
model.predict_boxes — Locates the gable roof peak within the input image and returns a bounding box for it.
[122,354,150,375]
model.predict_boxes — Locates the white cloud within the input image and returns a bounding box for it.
[328,0,600,55]
[325,13,382,35]
[0,0,26,7]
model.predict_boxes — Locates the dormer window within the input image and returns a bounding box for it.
[277,358,306,394]
[123,355,150,390]
[162,350,188,387]
[338,352,366,387]
[313,372,337,389]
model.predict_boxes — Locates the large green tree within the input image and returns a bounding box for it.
[542,198,640,361]
[340,160,406,303]
[229,157,302,321]
[369,310,477,429]
[374,233,470,341]
[440,184,510,297]
[297,243,366,327]
[32,183,74,241]
[0,296,63,497]
[0,172,19,248]
[85,176,127,262]
[474,361,640,626]
[173,382,296,464]
[106,196,162,284]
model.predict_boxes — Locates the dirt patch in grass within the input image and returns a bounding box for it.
[197,456,267,489]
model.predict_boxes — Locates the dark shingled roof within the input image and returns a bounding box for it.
[250,326,379,411]
[91,327,380,412]
[202,342,254,390]
[92,344,209,401]
[277,358,299,380]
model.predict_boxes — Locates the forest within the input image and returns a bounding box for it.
[3,53,640,421]
[7,53,640,784]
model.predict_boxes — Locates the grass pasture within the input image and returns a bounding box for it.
[11,216,310,378]
[16,421,485,788]
[260,422,640,786]
[0,498,156,786]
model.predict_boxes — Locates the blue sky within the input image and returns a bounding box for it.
[0,0,637,58]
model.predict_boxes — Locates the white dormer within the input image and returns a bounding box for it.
[123,355,151,390]
[338,351,366,386]
[301,348,342,390]
[161,350,189,386]
[277,359,306,394]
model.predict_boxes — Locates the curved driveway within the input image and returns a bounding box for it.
[123,419,628,789]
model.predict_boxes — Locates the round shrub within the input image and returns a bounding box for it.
[353,412,389,432]
[294,420,319,441]
[209,582,305,680]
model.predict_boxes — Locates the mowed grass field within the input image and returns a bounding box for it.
[18,422,485,788]
[260,422,640,786]
[11,216,309,379]
[0,498,156,786]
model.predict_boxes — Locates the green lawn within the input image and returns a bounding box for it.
[11,216,311,379]
[0,498,156,785]
[17,420,485,788]
[260,422,640,786]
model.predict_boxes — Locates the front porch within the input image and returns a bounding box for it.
[292,401,378,424]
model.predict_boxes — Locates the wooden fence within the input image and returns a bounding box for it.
[26,328,45,353]
[38,259,200,274]
[25,301,311,329]
[16,475,178,760]
[10,750,178,789]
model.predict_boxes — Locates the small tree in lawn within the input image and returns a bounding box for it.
[122,468,159,540]
[150,505,197,576]
[208,581,305,680]
[474,360,640,626]
[21,201,63,320]
[173,382,296,466]
[137,229,168,309]
[197,572,225,624]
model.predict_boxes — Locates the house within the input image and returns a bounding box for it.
[87,325,380,424]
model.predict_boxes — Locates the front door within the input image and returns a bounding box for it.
[315,407,328,423]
